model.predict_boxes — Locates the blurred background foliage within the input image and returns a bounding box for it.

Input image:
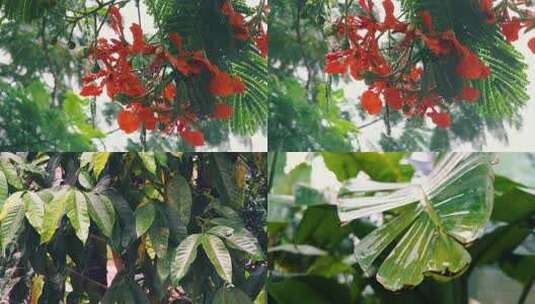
[268,0,530,151]
[268,152,535,303]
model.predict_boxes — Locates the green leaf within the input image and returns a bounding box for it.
[0,191,25,252]
[30,274,44,304]
[165,175,192,227]
[138,153,157,175]
[209,226,264,260]
[271,163,311,195]
[202,234,233,283]
[322,152,414,182]
[268,244,327,256]
[0,170,7,206]
[65,190,90,244]
[27,80,50,107]
[135,202,156,237]
[170,233,202,284]
[85,192,116,238]
[92,153,111,178]
[338,153,494,291]
[147,208,169,258]
[23,191,45,233]
[212,287,253,304]
[0,157,23,189]
[41,187,68,243]
[211,154,242,209]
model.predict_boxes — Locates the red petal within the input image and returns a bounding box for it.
[529,37,535,54]
[459,87,480,103]
[164,83,176,101]
[383,88,403,110]
[501,18,521,43]
[181,130,205,147]
[429,112,451,128]
[117,110,140,134]
[80,84,102,97]
[168,33,183,51]
[361,90,383,115]
[213,103,233,119]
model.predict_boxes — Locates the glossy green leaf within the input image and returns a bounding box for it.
[85,192,116,238]
[92,152,111,178]
[135,202,156,237]
[0,191,25,252]
[170,233,202,284]
[0,157,23,189]
[211,154,242,208]
[23,191,45,233]
[0,170,7,206]
[202,234,233,283]
[338,153,495,291]
[322,152,414,183]
[209,226,264,260]
[138,153,157,175]
[165,175,192,227]
[40,187,68,243]
[65,190,90,244]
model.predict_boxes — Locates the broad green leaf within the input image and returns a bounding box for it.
[65,190,90,244]
[147,209,169,258]
[338,153,495,291]
[269,244,327,256]
[271,163,311,195]
[27,80,50,107]
[135,202,156,237]
[0,157,23,189]
[0,191,25,251]
[322,152,414,182]
[85,192,116,238]
[105,190,136,249]
[202,234,233,283]
[170,233,202,284]
[209,226,264,260]
[30,274,44,304]
[23,191,45,233]
[212,287,253,304]
[165,175,192,227]
[211,154,242,209]
[41,187,69,243]
[138,153,157,175]
[92,153,111,178]
[0,170,7,205]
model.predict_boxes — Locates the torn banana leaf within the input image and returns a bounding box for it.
[337,153,495,291]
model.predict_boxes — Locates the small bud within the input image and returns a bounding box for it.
[68,41,76,49]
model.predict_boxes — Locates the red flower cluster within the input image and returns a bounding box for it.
[79,5,247,147]
[324,0,499,129]
[485,0,535,54]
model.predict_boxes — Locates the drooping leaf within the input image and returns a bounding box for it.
[268,244,328,256]
[135,202,156,237]
[165,174,192,227]
[23,191,45,233]
[170,233,202,284]
[0,157,23,189]
[202,234,233,283]
[40,187,68,243]
[0,191,25,252]
[63,190,90,244]
[211,154,242,209]
[91,152,111,178]
[209,226,264,260]
[337,153,495,291]
[138,153,157,175]
[29,274,44,304]
[0,170,7,205]
[85,192,116,238]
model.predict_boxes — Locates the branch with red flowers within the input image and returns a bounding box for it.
[324,0,535,131]
[77,1,268,148]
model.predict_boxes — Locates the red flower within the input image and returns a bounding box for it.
[418,11,434,33]
[208,70,246,97]
[117,110,140,134]
[221,1,250,41]
[254,27,268,58]
[382,0,398,29]
[501,18,522,42]
[325,59,347,74]
[361,90,383,115]
[456,48,490,80]
[80,84,102,97]
[165,52,192,76]
[164,83,176,101]
[213,103,233,119]
[459,87,480,103]
[108,6,125,38]
[383,88,403,110]
[528,37,535,54]
[130,23,155,55]
[181,130,205,147]
[168,33,183,51]
[137,106,157,130]
[429,112,451,128]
